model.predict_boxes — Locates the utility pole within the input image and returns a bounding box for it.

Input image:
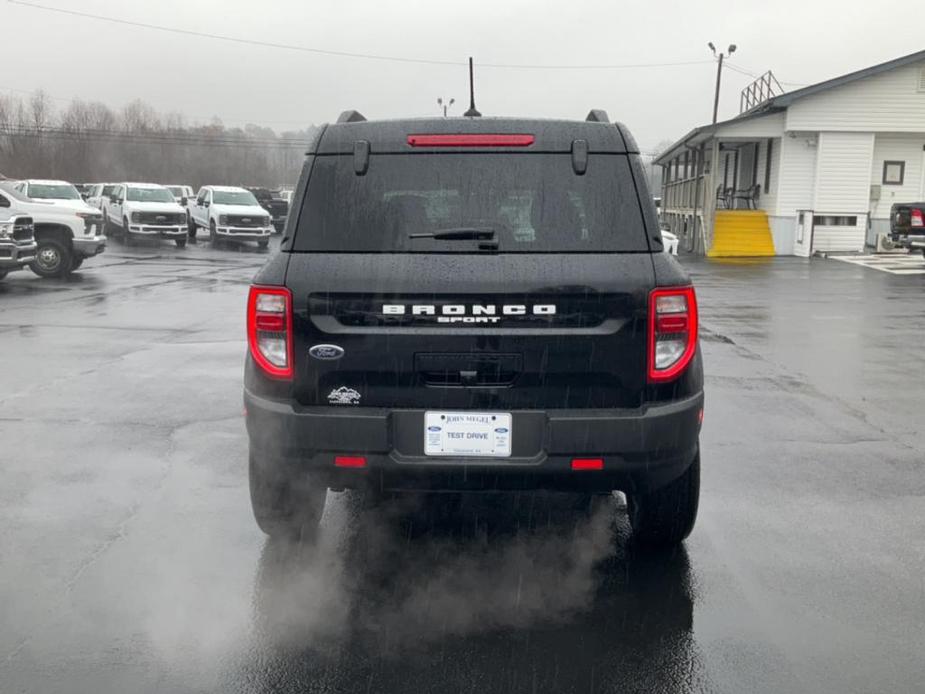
[437,97,455,117]
[708,42,736,124]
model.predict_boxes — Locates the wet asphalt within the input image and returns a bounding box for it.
[0,238,923,694]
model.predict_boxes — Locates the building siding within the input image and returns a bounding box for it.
[775,134,817,218]
[786,61,925,132]
[869,133,925,221]
[811,132,874,252]
[814,132,875,211]
[717,111,786,138]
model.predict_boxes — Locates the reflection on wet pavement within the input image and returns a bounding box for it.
[239,491,700,694]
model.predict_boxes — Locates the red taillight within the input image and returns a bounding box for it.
[334,456,367,468]
[247,285,293,380]
[911,208,924,228]
[648,286,698,383]
[571,458,604,471]
[406,134,535,148]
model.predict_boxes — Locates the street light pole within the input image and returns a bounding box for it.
[709,42,737,124]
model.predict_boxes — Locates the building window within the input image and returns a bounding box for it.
[764,139,773,194]
[882,161,905,185]
[812,215,858,226]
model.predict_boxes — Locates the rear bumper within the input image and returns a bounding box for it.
[245,390,703,493]
[889,232,925,248]
[72,235,106,259]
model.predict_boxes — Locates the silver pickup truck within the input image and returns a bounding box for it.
[0,214,37,281]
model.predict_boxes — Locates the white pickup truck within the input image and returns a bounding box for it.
[0,213,37,281]
[102,183,188,247]
[6,180,107,277]
[186,186,272,248]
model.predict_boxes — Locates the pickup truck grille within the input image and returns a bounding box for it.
[137,212,184,225]
[227,214,267,228]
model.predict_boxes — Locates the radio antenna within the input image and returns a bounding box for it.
[463,57,481,117]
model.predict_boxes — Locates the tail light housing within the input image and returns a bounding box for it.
[648,286,698,383]
[911,208,924,228]
[247,286,293,380]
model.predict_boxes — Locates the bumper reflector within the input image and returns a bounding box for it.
[571,458,604,471]
[334,456,367,468]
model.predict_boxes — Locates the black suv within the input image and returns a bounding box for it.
[246,187,289,233]
[244,110,703,547]
[889,202,925,256]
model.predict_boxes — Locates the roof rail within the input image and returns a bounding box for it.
[336,110,367,124]
[585,109,609,123]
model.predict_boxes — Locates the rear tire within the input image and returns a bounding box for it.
[0,270,7,281]
[70,257,84,271]
[249,453,326,539]
[627,448,700,548]
[30,238,73,278]
[209,220,218,246]
[258,240,269,250]
[175,238,187,248]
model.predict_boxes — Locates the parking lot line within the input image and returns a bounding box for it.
[828,254,925,274]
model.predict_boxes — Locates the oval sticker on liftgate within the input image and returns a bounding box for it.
[309,344,345,360]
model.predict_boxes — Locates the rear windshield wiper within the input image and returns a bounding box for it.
[408,227,496,241]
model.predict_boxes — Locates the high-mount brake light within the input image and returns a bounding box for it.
[911,208,924,228]
[648,286,698,383]
[406,134,535,148]
[247,286,293,380]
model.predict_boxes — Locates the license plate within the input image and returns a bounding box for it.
[424,411,512,457]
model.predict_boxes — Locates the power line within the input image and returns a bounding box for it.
[0,126,312,148]
[0,123,313,144]
[7,0,712,71]
[725,62,807,87]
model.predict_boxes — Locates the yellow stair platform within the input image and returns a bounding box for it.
[707,210,776,257]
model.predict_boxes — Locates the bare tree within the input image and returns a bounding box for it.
[0,91,314,188]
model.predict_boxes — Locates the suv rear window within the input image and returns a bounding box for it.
[292,154,650,253]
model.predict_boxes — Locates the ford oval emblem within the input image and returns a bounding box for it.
[428,425,442,432]
[494,427,509,433]
[308,344,345,360]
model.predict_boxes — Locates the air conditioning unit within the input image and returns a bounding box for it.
[875,232,898,253]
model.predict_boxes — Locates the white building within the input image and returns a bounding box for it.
[656,49,925,256]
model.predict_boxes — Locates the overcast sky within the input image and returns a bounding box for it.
[2,0,923,151]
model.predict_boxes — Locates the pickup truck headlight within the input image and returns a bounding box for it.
[264,216,271,226]
[130,212,141,223]
[75,211,97,220]
[0,223,10,239]
[219,215,229,225]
